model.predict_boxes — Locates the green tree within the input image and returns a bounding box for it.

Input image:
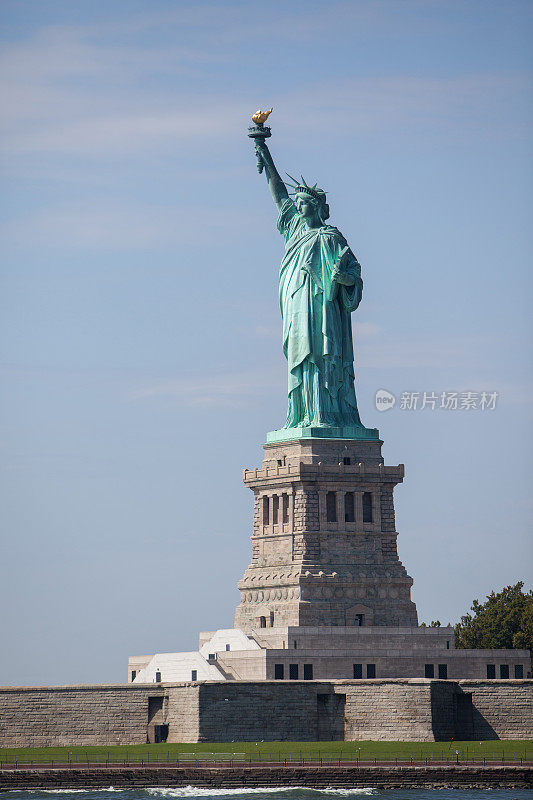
[513,600,533,651]
[454,582,533,653]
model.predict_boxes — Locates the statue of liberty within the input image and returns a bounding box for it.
[249,110,376,440]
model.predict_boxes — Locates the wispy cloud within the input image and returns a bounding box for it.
[280,73,530,142]
[358,334,473,369]
[131,367,282,408]
[354,325,505,371]
[1,105,251,156]
[0,200,264,251]
[1,13,529,161]
[354,322,382,339]
[3,73,527,159]
[252,324,278,338]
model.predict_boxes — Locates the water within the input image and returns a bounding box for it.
[0,788,531,799]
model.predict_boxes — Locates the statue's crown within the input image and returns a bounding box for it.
[285,174,326,204]
[295,184,322,201]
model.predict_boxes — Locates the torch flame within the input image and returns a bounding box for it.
[252,108,273,125]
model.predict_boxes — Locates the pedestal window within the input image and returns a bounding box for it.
[344,492,355,523]
[362,492,373,523]
[262,496,270,525]
[272,495,279,524]
[282,493,289,524]
[326,491,337,522]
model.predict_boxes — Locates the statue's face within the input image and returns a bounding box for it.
[296,194,317,221]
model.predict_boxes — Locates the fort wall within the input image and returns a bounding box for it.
[0,679,530,747]
[0,684,200,748]
[459,680,533,740]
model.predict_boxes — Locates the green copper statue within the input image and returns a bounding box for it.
[249,110,377,441]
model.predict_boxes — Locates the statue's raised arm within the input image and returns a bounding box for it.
[256,140,289,210]
[248,108,288,210]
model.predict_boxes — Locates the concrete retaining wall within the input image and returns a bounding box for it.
[0,684,200,748]
[0,679,530,747]
[460,680,533,740]
[198,682,321,742]
[0,765,531,791]
[344,680,440,742]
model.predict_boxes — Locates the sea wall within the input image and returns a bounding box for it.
[0,684,200,747]
[344,680,449,742]
[0,679,531,747]
[460,680,533,740]
[0,764,531,791]
[198,682,321,742]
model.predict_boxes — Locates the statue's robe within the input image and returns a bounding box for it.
[277,198,363,428]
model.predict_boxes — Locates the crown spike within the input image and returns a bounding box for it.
[284,172,300,190]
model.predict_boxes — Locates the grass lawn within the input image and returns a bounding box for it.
[1,740,531,764]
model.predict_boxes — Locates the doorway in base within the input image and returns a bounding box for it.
[317,691,346,740]
[154,724,169,743]
[147,696,165,744]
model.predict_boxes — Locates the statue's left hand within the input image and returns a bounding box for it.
[332,247,356,285]
[332,267,355,286]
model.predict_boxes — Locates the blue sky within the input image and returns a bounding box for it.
[1,0,532,685]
